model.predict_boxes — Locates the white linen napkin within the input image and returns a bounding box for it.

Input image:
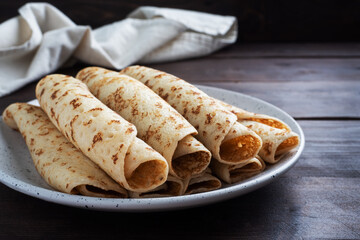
[0,3,237,97]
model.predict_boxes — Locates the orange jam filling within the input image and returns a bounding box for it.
[220,135,261,163]
[245,118,290,131]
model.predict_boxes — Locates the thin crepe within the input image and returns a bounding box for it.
[36,74,168,192]
[121,66,262,165]
[240,121,299,163]
[129,175,185,198]
[218,100,291,131]
[2,103,128,198]
[217,99,299,163]
[211,156,265,184]
[76,67,211,179]
[183,168,221,195]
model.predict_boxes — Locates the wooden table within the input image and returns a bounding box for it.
[0,43,359,239]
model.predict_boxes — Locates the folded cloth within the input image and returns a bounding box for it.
[0,3,237,97]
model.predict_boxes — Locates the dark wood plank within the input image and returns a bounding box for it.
[149,57,360,82]
[199,81,360,118]
[212,43,360,58]
[0,120,359,239]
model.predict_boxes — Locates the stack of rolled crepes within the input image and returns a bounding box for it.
[2,65,300,198]
[121,66,300,184]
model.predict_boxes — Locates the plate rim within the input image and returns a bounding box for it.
[0,85,305,212]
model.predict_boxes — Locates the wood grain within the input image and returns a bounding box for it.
[149,58,360,82]
[212,43,360,58]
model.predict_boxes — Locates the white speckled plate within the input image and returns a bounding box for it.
[0,86,304,212]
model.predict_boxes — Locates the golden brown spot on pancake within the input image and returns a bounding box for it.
[42,162,51,167]
[154,134,161,141]
[5,110,13,120]
[202,131,207,137]
[70,115,79,141]
[83,119,93,126]
[88,107,103,112]
[70,98,82,109]
[192,105,202,114]
[50,108,56,119]
[61,162,67,166]
[61,90,69,97]
[189,90,200,95]
[38,127,53,136]
[54,82,59,86]
[87,176,95,180]
[51,89,59,100]
[40,88,45,97]
[155,102,162,108]
[205,113,214,124]
[126,128,134,134]
[162,93,169,101]
[35,149,44,156]
[107,120,120,125]
[30,138,35,146]
[132,108,139,116]
[92,132,103,148]
[25,106,35,113]
[175,124,184,130]
[220,135,261,163]
[57,147,62,152]
[155,73,166,78]
[215,135,220,141]
[144,80,150,85]
[119,143,124,150]
[112,153,118,164]
[168,116,176,122]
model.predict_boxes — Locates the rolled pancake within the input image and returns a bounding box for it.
[76,67,211,179]
[121,66,262,165]
[183,168,221,195]
[36,75,168,192]
[129,175,185,198]
[211,156,265,184]
[240,120,299,163]
[218,100,291,131]
[2,103,128,198]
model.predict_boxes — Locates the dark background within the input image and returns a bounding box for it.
[1,0,360,42]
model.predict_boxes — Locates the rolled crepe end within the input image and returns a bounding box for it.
[275,136,299,156]
[172,151,211,179]
[75,185,128,198]
[129,176,184,198]
[185,179,221,195]
[220,135,262,163]
[127,160,168,191]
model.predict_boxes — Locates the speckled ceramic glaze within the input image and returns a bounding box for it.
[0,86,305,212]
